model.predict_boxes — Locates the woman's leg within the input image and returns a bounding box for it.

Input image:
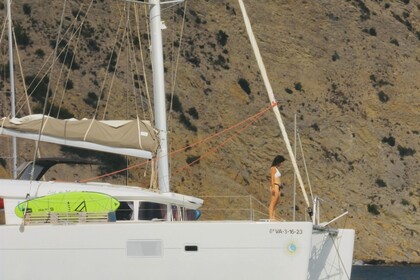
[269,187,280,219]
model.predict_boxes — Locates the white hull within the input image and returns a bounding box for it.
[1,221,314,280]
[309,228,355,280]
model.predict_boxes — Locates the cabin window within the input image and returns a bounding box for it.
[184,208,200,221]
[116,201,134,220]
[171,205,180,221]
[138,202,167,220]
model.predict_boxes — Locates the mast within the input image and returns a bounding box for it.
[7,0,17,178]
[149,0,171,192]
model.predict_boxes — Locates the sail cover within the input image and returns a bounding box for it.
[0,115,158,158]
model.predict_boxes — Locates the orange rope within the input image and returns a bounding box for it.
[79,102,278,182]
[79,158,150,183]
[172,114,259,175]
[170,102,277,156]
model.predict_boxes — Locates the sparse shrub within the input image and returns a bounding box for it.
[81,24,95,38]
[381,136,395,147]
[294,82,303,91]
[326,13,339,21]
[332,51,340,61]
[187,107,199,120]
[401,199,409,206]
[285,88,293,94]
[167,94,183,113]
[363,27,377,36]
[214,54,229,69]
[0,63,10,79]
[32,102,74,119]
[87,39,100,52]
[0,3,4,10]
[180,113,197,132]
[398,145,416,157]
[186,155,200,166]
[378,91,389,103]
[311,123,320,132]
[105,51,118,72]
[370,74,376,82]
[14,23,31,47]
[354,0,370,21]
[390,38,399,46]
[65,80,74,90]
[83,91,99,108]
[184,50,200,67]
[35,49,45,58]
[54,42,79,70]
[0,158,6,168]
[217,30,229,46]
[367,204,380,215]
[384,3,391,9]
[238,78,251,95]
[375,178,387,188]
[25,75,51,103]
[23,4,31,16]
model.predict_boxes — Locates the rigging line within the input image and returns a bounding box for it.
[126,20,140,118]
[329,233,351,280]
[172,114,257,175]
[171,102,277,156]
[168,0,187,120]
[55,23,83,118]
[0,13,7,49]
[78,157,151,183]
[94,5,126,119]
[29,0,68,183]
[44,0,67,114]
[298,131,314,201]
[54,1,92,117]
[51,7,84,118]
[101,3,130,120]
[14,6,90,116]
[12,31,31,115]
[127,12,146,120]
[134,4,153,121]
[12,30,45,162]
[49,0,93,118]
[79,103,273,182]
[102,6,130,120]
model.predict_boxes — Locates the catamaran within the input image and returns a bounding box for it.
[0,1,354,279]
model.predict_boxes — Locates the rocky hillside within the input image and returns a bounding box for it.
[0,0,419,263]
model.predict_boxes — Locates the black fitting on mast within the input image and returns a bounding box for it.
[307,207,313,217]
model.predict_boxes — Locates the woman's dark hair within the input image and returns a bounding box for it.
[271,155,286,166]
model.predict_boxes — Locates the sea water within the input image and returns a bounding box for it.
[351,265,420,280]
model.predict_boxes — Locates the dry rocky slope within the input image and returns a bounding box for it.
[0,0,419,263]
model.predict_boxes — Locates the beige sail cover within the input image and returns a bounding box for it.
[0,115,158,153]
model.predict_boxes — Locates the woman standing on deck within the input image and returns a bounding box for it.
[269,155,286,220]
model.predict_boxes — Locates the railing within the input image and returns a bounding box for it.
[198,195,269,221]
[24,212,111,224]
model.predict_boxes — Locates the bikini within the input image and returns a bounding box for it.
[273,167,281,187]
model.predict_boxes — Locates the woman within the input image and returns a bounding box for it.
[269,155,286,220]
